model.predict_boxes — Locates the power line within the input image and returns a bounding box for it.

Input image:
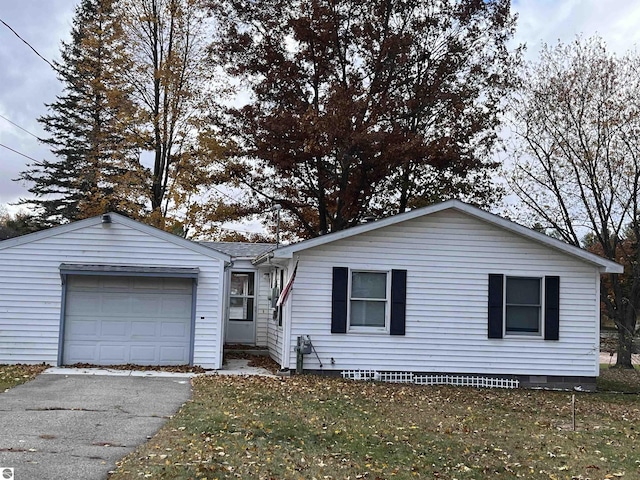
[0,143,40,163]
[0,17,58,72]
[0,113,40,140]
[210,184,245,204]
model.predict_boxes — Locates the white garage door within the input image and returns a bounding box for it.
[63,275,193,366]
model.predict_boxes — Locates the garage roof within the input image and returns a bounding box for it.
[0,213,231,263]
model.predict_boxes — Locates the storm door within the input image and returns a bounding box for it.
[226,271,256,344]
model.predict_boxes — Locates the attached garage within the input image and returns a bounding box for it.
[61,267,199,366]
[0,213,230,369]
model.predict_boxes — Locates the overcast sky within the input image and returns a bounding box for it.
[2,1,640,215]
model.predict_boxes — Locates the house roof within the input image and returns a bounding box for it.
[0,213,231,263]
[200,242,276,259]
[259,199,623,273]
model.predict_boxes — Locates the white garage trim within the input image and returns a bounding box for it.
[60,264,200,280]
[57,265,200,366]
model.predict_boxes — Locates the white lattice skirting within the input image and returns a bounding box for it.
[340,370,519,389]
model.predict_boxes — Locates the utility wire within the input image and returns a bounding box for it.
[0,17,58,72]
[0,142,40,162]
[0,113,40,140]
[210,184,245,204]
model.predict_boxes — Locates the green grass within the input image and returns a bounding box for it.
[0,364,48,392]
[111,371,640,480]
[598,363,640,393]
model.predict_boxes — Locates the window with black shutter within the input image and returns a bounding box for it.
[331,267,407,335]
[488,274,560,340]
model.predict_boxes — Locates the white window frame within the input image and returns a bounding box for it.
[347,269,391,333]
[229,271,256,322]
[503,275,545,338]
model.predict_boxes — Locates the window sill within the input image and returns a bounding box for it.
[347,326,389,335]
[504,333,543,339]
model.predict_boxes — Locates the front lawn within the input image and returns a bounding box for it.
[0,364,48,392]
[598,364,640,393]
[111,370,640,480]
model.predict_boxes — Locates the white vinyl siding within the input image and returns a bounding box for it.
[0,220,224,368]
[266,266,286,366]
[267,318,284,366]
[256,268,270,347]
[286,209,601,377]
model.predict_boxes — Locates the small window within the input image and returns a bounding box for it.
[349,271,388,329]
[505,277,541,335]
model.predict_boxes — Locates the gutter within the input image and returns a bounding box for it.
[252,251,274,266]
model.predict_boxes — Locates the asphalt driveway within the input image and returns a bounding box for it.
[0,372,192,480]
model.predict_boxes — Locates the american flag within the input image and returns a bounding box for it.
[276,261,298,307]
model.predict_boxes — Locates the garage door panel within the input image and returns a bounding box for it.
[132,277,156,289]
[63,275,193,366]
[66,293,101,314]
[132,295,161,314]
[102,276,131,289]
[161,321,187,337]
[160,346,189,363]
[161,296,191,315]
[99,344,127,363]
[131,321,158,337]
[164,280,192,292]
[100,320,128,337]
[65,319,99,336]
[101,294,131,314]
[130,346,156,363]
[70,275,100,288]
[65,344,96,363]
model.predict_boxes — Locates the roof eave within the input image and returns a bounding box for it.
[601,264,625,274]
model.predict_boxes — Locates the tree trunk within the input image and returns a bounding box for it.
[615,326,634,368]
[613,306,636,368]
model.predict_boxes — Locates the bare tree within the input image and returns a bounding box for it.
[120,0,215,227]
[508,36,640,368]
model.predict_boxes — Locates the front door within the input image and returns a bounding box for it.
[226,271,256,344]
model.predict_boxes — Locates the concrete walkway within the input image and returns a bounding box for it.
[599,352,640,366]
[44,358,275,378]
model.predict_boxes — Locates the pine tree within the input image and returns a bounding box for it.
[19,0,147,226]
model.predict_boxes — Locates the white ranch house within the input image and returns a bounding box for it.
[0,200,622,389]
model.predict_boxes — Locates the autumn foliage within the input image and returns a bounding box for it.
[209,0,519,238]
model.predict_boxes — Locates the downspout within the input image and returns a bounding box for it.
[57,272,68,367]
[217,261,232,369]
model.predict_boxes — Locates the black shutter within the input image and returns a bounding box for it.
[544,276,560,340]
[488,274,504,339]
[390,269,407,335]
[331,267,348,333]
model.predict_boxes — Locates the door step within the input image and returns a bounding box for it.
[224,344,269,356]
